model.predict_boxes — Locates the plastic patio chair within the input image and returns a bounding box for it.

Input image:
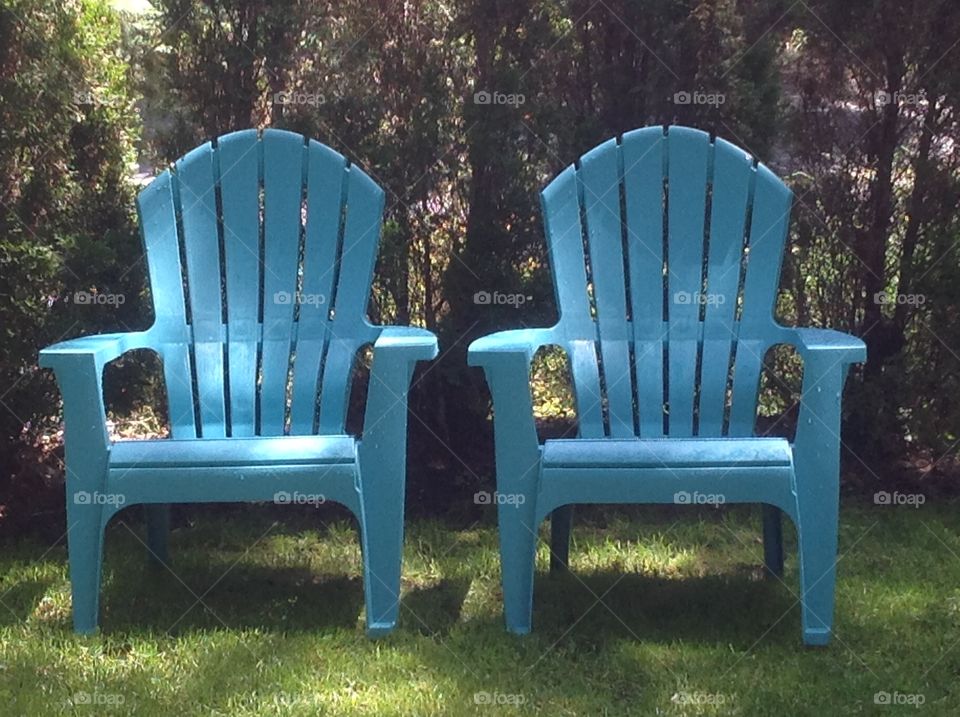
[40,129,437,635]
[468,125,865,645]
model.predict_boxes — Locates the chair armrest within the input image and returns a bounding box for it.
[39,331,153,457]
[791,328,867,458]
[358,326,438,464]
[373,326,439,362]
[789,327,866,366]
[39,332,151,373]
[467,328,557,481]
[467,328,556,367]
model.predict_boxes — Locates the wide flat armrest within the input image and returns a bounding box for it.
[789,328,866,365]
[373,326,438,362]
[468,328,556,366]
[39,331,152,372]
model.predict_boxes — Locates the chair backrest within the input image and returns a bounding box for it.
[136,129,384,439]
[541,125,793,439]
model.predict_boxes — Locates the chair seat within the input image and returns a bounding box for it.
[542,437,792,469]
[109,434,357,468]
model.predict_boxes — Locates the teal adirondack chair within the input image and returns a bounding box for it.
[40,129,437,635]
[468,126,865,646]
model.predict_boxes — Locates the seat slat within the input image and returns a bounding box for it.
[579,139,634,437]
[543,437,792,468]
[110,434,356,468]
[665,127,711,437]
[176,143,226,438]
[698,138,754,436]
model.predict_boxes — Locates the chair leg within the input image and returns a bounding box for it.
[796,494,839,646]
[66,500,105,635]
[145,504,170,565]
[499,497,539,634]
[549,505,573,573]
[358,470,405,637]
[762,504,784,578]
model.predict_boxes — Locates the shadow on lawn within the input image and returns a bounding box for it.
[98,561,472,638]
[0,579,54,627]
[528,567,800,646]
[100,561,365,634]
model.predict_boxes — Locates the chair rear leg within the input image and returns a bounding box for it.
[145,504,170,565]
[549,505,573,573]
[66,500,105,634]
[796,492,839,646]
[762,504,784,578]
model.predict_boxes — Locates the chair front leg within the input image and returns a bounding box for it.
[478,351,543,634]
[357,328,437,636]
[51,356,112,634]
[792,354,851,646]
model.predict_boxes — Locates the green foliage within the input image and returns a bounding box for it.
[3,0,960,524]
[0,0,144,456]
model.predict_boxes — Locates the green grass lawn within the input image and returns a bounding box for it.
[1,501,958,715]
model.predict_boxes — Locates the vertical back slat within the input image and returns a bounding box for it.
[728,164,792,434]
[698,139,754,436]
[176,143,226,438]
[621,127,667,437]
[568,340,605,438]
[541,166,604,436]
[137,172,197,439]
[259,130,306,435]
[579,139,633,437]
[316,166,383,433]
[665,127,710,437]
[289,141,348,434]
[218,129,261,437]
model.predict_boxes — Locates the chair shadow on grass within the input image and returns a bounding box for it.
[399,577,471,637]
[0,579,55,627]
[100,560,366,635]
[98,557,471,637]
[529,566,800,647]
